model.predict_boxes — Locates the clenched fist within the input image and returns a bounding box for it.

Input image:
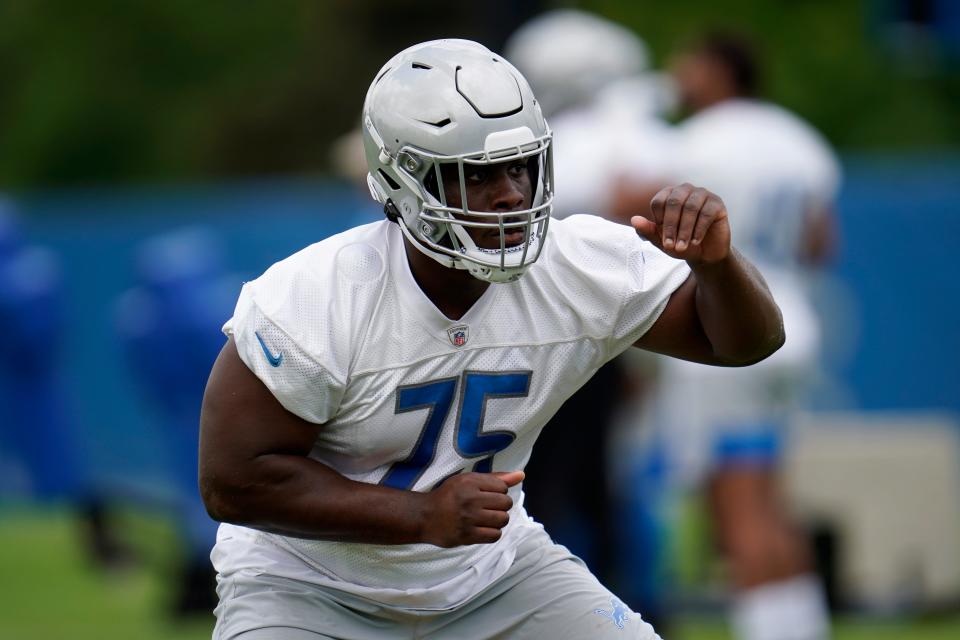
[419,471,523,548]
[631,183,731,265]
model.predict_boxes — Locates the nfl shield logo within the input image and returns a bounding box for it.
[447,324,469,347]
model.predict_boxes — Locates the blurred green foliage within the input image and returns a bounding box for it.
[0,1,957,188]
[0,1,347,186]
[585,0,960,151]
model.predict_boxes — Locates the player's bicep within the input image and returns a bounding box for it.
[632,274,718,364]
[199,337,320,476]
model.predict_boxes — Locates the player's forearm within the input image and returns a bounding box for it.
[690,248,785,366]
[201,454,430,544]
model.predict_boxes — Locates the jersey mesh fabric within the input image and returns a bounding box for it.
[226,286,344,425]
[216,216,688,609]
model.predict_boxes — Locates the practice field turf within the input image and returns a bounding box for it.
[0,506,213,640]
[1,508,958,639]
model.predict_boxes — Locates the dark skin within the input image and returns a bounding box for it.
[199,159,784,548]
[404,159,531,320]
[199,337,517,547]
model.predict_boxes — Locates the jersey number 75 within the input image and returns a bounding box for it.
[379,371,532,491]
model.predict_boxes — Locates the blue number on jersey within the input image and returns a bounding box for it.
[380,371,532,490]
[457,371,530,473]
[380,377,458,491]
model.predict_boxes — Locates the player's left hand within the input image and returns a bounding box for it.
[631,183,731,265]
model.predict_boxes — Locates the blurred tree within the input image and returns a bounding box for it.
[0,0,956,189]
[0,1,323,185]
[582,0,960,151]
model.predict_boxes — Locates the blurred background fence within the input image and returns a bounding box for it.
[8,182,377,497]
[6,154,958,496]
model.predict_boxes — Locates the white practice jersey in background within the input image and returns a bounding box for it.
[669,97,840,369]
[550,78,676,219]
[648,99,841,485]
[213,215,689,610]
[673,98,840,270]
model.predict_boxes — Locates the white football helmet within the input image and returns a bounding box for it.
[362,39,553,284]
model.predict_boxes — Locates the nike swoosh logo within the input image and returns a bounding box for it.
[254,331,283,367]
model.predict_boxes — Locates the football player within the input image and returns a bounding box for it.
[114,227,234,613]
[199,39,784,639]
[0,199,129,569]
[642,31,839,640]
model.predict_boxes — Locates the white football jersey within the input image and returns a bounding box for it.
[213,215,689,610]
[551,78,676,219]
[667,98,837,369]
[672,98,840,270]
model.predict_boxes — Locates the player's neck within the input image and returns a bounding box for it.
[403,239,490,321]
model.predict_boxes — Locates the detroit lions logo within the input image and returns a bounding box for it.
[594,597,629,630]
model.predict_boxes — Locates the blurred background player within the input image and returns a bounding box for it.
[114,227,234,615]
[503,10,678,624]
[505,9,676,224]
[639,31,841,640]
[0,197,127,568]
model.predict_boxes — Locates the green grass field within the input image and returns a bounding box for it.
[0,506,213,639]
[1,508,958,639]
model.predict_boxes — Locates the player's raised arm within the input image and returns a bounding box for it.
[632,183,785,366]
[198,338,522,547]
